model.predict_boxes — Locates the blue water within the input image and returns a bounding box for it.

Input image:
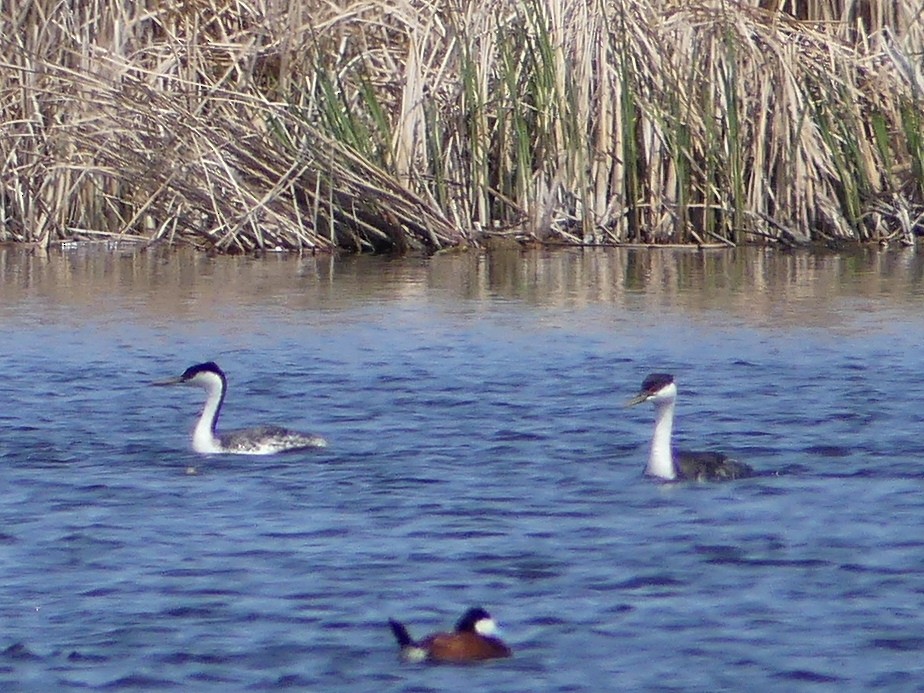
[1,246,924,690]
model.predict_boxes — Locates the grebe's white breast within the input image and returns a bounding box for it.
[154,361,327,455]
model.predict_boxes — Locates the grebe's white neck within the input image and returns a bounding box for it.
[645,383,678,480]
[190,371,225,454]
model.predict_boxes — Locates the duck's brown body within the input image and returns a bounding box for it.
[415,630,511,662]
[388,607,512,664]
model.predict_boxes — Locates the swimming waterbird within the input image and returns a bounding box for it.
[154,361,327,455]
[626,373,753,481]
[388,607,512,663]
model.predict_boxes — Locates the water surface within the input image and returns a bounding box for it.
[1,244,923,690]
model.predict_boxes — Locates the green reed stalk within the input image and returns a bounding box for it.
[670,89,693,243]
[314,68,374,162]
[423,93,449,213]
[497,36,531,223]
[811,86,867,238]
[613,11,641,243]
[900,101,924,195]
[720,32,744,245]
[459,39,491,230]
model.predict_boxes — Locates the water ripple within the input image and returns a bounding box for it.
[2,250,924,690]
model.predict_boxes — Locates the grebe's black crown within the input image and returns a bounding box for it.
[641,373,674,394]
[181,361,226,381]
[455,607,492,632]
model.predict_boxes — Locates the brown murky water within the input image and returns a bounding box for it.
[3,242,922,328]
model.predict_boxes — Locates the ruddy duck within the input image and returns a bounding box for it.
[388,607,512,663]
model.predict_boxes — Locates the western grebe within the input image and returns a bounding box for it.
[154,361,327,455]
[626,373,753,481]
[388,607,512,663]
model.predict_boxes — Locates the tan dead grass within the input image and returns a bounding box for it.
[0,0,921,252]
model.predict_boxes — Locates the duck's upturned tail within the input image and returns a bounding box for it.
[388,619,414,648]
[388,619,428,662]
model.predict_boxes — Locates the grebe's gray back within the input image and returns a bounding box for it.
[626,373,753,481]
[154,361,327,455]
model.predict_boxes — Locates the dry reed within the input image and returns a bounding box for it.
[0,0,921,252]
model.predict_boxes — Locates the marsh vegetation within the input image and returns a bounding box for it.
[1,0,922,253]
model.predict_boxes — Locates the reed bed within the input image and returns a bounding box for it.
[1,0,922,253]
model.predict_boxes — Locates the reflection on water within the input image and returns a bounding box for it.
[2,243,923,331]
[433,245,924,331]
[1,242,923,691]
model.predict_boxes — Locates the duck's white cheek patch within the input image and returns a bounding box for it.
[475,618,498,636]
